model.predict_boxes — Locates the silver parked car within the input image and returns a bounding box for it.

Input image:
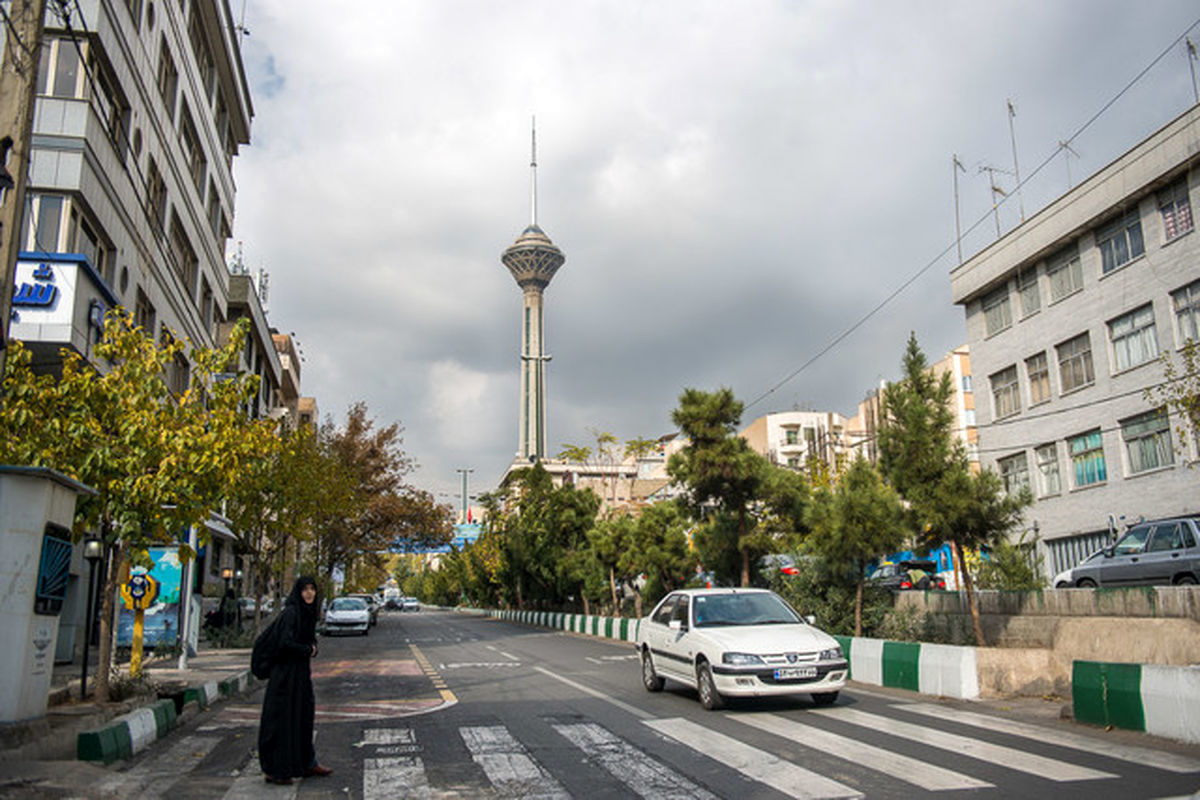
[1057,517,1200,588]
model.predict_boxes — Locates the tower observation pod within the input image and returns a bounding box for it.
[501,119,564,462]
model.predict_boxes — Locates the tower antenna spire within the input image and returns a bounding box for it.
[530,115,538,227]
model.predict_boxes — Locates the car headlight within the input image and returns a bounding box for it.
[819,647,843,661]
[722,652,765,666]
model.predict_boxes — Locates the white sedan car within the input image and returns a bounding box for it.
[323,597,370,636]
[637,588,848,710]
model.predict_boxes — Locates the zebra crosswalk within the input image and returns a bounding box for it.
[95,699,1200,799]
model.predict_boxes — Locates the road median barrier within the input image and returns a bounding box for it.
[1073,660,1200,744]
[77,699,176,764]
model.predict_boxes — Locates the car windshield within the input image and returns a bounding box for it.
[1113,527,1150,556]
[331,598,366,611]
[693,593,801,627]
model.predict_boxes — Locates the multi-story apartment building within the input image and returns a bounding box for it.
[950,104,1200,578]
[741,410,848,473]
[6,0,259,661]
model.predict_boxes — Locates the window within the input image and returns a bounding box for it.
[1025,352,1050,406]
[1096,210,1145,274]
[124,0,142,30]
[88,47,131,164]
[1069,429,1106,487]
[1146,522,1186,552]
[179,104,206,196]
[1046,244,1083,302]
[156,37,178,122]
[990,365,1020,419]
[22,194,64,252]
[1158,179,1193,242]
[1121,408,1173,474]
[982,285,1012,336]
[1017,268,1040,318]
[200,277,214,333]
[785,429,798,445]
[1057,333,1094,393]
[67,203,112,280]
[786,457,799,468]
[165,352,190,396]
[188,5,217,101]
[964,408,976,427]
[134,287,156,333]
[1173,279,1200,343]
[961,375,973,393]
[1108,304,1158,372]
[146,158,167,235]
[1035,443,1061,497]
[997,452,1029,496]
[169,214,198,297]
[37,38,83,99]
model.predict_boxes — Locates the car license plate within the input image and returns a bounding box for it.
[774,666,818,680]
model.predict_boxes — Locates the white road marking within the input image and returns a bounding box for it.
[809,707,1115,782]
[363,756,432,800]
[499,651,519,661]
[644,717,862,799]
[460,725,570,799]
[439,661,522,669]
[553,722,718,799]
[532,665,652,720]
[898,702,1200,774]
[222,753,299,799]
[730,712,992,791]
[97,734,220,795]
[359,728,416,746]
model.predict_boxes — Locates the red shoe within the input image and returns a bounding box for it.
[304,764,333,777]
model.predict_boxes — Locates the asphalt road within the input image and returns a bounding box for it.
[93,608,1200,799]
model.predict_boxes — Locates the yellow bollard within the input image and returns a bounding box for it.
[130,606,145,676]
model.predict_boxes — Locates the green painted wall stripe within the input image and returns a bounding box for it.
[1073,661,1145,732]
[882,641,921,691]
[833,635,853,680]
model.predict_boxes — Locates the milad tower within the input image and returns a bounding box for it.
[501,121,565,463]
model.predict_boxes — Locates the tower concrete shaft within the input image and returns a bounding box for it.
[502,224,563,461]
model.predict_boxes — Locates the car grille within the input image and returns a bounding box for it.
[758,652,818,666]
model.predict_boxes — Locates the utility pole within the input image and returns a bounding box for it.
[952,154,966,265]
[0,0,47,386]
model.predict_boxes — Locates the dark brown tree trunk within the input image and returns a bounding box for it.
[739,508,750,587]
[854,562,864,637]
[609,567,619,616]
[955,541,986,645]
[95,538,122,703]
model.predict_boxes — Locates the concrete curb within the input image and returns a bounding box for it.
[76,699,177,764]
[489,608,642,644]
[77,668,255,764]
[1073,660,1200,744]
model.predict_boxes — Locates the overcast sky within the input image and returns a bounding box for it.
[230,1,1200,503]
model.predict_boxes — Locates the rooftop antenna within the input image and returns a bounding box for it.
[1006,99,1025,222]
[1188,38,1198,104]
[257,266,269,311]
[952,154,966,265]
[1057,140,1080,190]
[229,240,248,275]
[529,116,538,227]
[978,163,1012,238]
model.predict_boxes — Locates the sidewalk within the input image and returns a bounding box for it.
[0,644,258,796]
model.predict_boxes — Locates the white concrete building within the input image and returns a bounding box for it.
[950,104,1200,577]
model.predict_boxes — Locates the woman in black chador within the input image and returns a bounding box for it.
[258,576,333,784]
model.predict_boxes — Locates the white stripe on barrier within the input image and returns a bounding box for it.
[918,643,979,699]
[125,707,158,755]
[1141,664,1200,745]
[849,638,883,686]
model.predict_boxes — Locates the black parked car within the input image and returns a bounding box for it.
[867,560,946,590]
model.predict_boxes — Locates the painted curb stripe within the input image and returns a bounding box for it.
[1141,664,1200,745]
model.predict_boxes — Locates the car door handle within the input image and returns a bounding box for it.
[1131,557,1139,562]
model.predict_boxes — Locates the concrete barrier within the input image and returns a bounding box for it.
[77,699,177,764]
[1073,661,1200,744]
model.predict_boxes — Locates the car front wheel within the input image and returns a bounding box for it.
[812,691,839,706]
[696,662,724,710]
[1175,574,1197,585]
[641,649,664,692]
[1075,578,1097,588]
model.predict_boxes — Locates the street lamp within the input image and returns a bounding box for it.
[221,566,233,592]
[80,535,103,700]
[234,569,243,631]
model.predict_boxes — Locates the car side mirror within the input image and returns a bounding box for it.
[804,615,816,625]
[668,619,685,631]
[1103,546,1114,558]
